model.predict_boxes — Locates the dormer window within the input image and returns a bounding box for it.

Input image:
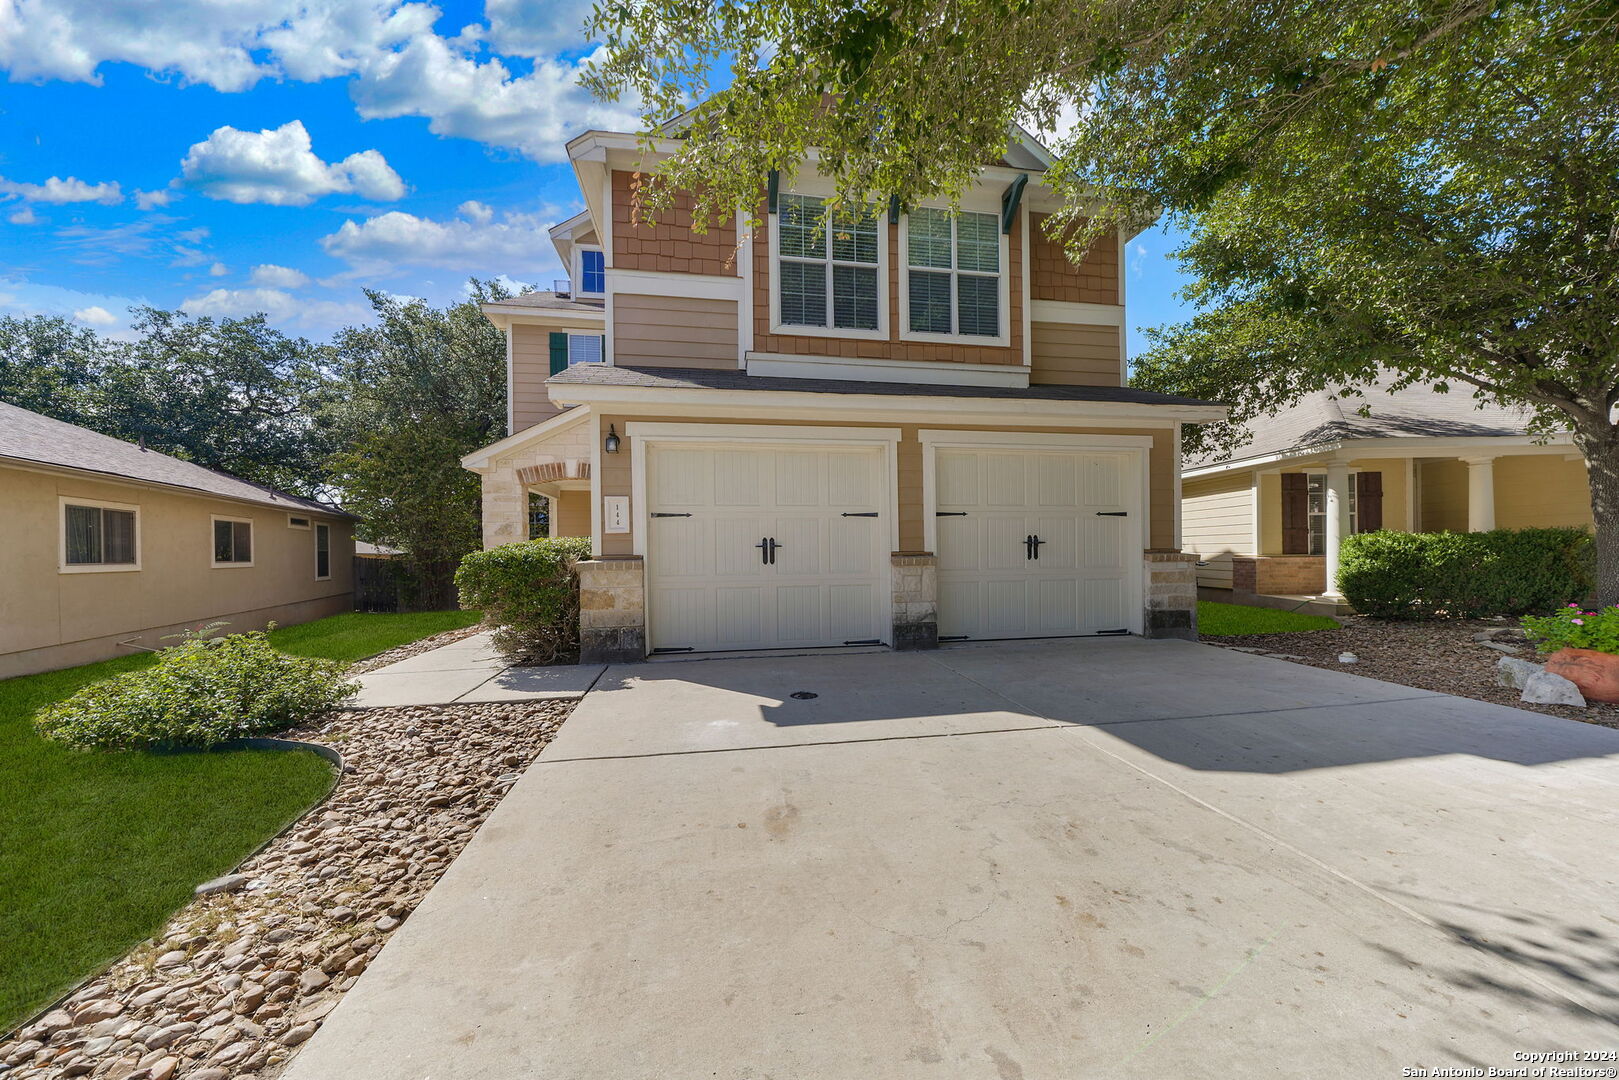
[775,194,882,334]
[577,247,605,296]
[904,207,1003,340]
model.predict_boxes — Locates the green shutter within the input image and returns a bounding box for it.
[548,332,568,375]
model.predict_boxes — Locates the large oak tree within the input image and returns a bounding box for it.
[585,0,1619,601]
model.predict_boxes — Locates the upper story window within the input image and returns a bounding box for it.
[777,194,880,332]
[577,247,605,296]
[906,207,1001,338]
[550,331,604,373]
[62,499,138,572]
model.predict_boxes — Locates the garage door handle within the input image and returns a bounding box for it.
[1096,511,1128,517]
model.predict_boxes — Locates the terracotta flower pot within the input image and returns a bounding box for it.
[1544,647,1619,703]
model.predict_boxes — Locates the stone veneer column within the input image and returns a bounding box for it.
[575,556,646,664]
[890,554,939,650]
[1143,551,1198,640]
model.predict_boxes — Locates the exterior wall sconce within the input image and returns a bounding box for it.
[604,424,621,454]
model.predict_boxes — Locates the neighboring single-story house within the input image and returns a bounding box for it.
[1180,383,1590,610]
[0,401,356,678]
[463,123,1227,663]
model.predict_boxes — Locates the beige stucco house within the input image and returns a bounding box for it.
[1181,384,1591,611]
[463,125,1226,662]
[0,402,356,678]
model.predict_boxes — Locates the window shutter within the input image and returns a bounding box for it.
[548,332,568,375]
[1281,473,1309,554]
[1356,471,1384,532]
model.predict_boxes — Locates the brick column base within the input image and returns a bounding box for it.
[1144,551,1198,640]
[891,554,938,650]
[576,556,646,664]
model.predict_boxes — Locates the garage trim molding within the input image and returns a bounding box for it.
[625,423,904,557]
[917,429,1154,557]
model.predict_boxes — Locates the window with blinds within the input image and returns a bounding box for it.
[907,207,1001,338]
[64,503,137,567]
[777,194,880,331]
[567,333,604,365]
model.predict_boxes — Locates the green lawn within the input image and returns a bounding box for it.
[1199,600,1340,636]
[0,610,476,1032]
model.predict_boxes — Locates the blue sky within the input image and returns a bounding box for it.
[0,1,1192,354]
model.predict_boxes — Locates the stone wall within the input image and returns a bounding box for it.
[891,554,938,651]
[1144,551,1197,640]
[1232,555,1326,596]
[576,556,646,664]
[475,417,594,549]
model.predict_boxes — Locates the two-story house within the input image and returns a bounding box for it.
[463,125,1226,663]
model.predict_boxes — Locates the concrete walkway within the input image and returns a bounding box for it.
[352,631,604,707]
[289,638,1619,1078]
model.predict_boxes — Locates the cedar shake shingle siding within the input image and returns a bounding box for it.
[1029,213,1119,305]
[611,170,740,276]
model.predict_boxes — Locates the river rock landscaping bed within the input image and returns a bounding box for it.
[1209,616,1619,730]
[1,698,570,1079]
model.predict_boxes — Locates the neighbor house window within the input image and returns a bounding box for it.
[1305,474,1357,555]
[777,193,880,331]
[62,500,138,571]
[315,523,331,580]
[212,516,254,566]
[578,248,605,295]
[906,207,1001,337]
[287,514,311,529]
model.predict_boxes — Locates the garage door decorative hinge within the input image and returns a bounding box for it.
[936,511,968,517]
[1096,511,1128,517]
[651,512,692,518]
[841,512,879,517]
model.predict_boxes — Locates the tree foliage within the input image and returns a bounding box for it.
[586,0,1619,600]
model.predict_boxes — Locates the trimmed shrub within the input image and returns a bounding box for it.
[454,537,593,664]
[36,631,357,750]
[1337,527,1594,620]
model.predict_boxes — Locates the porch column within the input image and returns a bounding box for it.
[1463,455,1497,532]
[1322,460,1351,599]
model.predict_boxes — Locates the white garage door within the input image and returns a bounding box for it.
[935,447,1141,640]
[646,443,888,653]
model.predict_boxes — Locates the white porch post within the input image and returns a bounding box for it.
[1464,455,1497,532]
[1323,460,1351,599]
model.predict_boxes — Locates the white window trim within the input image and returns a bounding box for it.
[566,332,605,365]
[314,522,332,581]
[59,496,141,574]
[1302,468,1359,556]
[210,514,256,568]
[898,206,1011,348]
[574,244,605,298]
[768,189,889,341]
[287,514,311,529]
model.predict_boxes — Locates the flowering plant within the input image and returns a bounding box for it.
[1522,604,1619,655]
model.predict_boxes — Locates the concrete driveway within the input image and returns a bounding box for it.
[284,638,1619,1079]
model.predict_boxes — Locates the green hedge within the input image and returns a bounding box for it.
[455,537,593,664]
[35,630,356,750]
[1337,527,1594,620]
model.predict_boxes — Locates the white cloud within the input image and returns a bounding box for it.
[209,261,229,277]
[458,200,493,224]
[250,263,310,288]
[135,189,174,210]
[0,276,141,337]
[319,202,563,275]
[0,3,638,163]
[179,286,369,333]
[0,174,122,204]
[180,119,406,206]
[9,206,39,225]
[73,305,117,326]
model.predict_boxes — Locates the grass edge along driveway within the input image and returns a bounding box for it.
[1198,599,1340,636]
[0,609,481,1032]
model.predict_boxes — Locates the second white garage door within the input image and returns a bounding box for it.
[645,443,889,653]
[935,447,1142,640]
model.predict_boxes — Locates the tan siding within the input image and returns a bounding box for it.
[1494,455,1592,529]
[1345,457,1411,532]
[752,209,1024,367]
[1181,472,1253,588]
[612,294,738,369]
[1259,472,1283,554]
[1030,322,1121,387]
[511,323,562,430]
[1029,213,1118,304]
[552,489,592,538]
[1419,459,1469,532]
[1,463,354,678]
[594,414,1175,556]
[611,170,739,276]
